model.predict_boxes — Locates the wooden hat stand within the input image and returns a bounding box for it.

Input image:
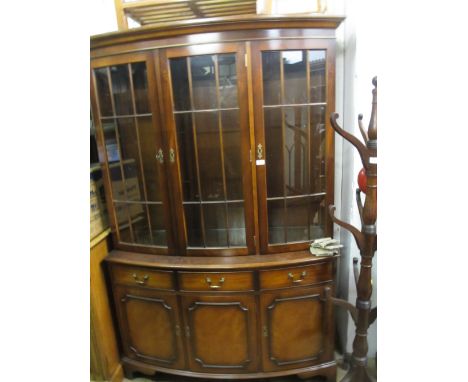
[327,77,377,382]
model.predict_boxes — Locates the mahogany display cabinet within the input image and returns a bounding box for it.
[90,15,344,381]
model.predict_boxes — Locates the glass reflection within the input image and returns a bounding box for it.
[283,51,307,104]
[218,54,238,108]
[110,65,133,115]
[262,51,281,105]
[284,106,309,196]
[131,62,150,114]
[94,68,113,117]
[204,203,228,247]
[191,55,217,110]
[195,112,224,201]
[228,203,246,246]
[261,49,328,245]
[170,57,190,111]
[309,51,326,103]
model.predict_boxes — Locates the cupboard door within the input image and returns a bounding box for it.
[181,294,258,373]
[159,43,255,256]
[91,54,174,254]
[260,285,333,372]
[251,40,336,253]
[113,286,185,369]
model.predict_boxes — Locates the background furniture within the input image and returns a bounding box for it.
[91,15,343,381]
[113,0,257,30]
[112,0,327,31]
[90,230,124,382]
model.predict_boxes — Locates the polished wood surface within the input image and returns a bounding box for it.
[111,264,175,290]
[260,285,332,372]
[179,271,254,292]
[91,28,337,60]
[91,15,345,50]
[107,258,337,381]
[113,286,186,369]
[106,249,338,270]
[182,294,258,373]
[259,262,333,290]
[91,16,344,381]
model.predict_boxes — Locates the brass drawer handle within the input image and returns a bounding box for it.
[205,276,225,289]
[132,273,149,285]
[288,271,307,283]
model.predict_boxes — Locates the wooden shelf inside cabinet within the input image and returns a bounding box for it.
[90,16,344,382]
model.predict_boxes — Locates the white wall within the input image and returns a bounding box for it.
[89,0,118,36]
[327,0,378,357]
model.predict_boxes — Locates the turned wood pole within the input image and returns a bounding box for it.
[328,77,377,382]
[352,77,377,371]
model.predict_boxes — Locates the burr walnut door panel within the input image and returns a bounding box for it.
[181,294,258,373]
[260,285,333,372]
[113,286,185,369]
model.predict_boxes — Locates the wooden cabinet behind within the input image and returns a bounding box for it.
[91,15,344,382]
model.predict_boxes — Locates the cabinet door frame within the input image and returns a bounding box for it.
[250,39,336,254]
[158,43,256,256]
[260,285,334,372]
[91,52,176,255]
[180,294,258,373]
[112,286,185,369]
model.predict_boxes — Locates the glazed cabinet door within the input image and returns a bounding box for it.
[113,286,185,369]
[181,294,258,373]
[250,40,336,253]
[91,53,174,254]
[260,285,334,372]
[159,43,256,256]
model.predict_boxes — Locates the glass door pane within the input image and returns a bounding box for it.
[167,50,251,253]
[93,60,170,250]
[255,45,331,251]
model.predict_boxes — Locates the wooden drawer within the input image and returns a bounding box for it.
[259,262,333,290]
[178,271,254,292]
[111,265,174,290]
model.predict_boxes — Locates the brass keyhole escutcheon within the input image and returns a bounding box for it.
[257,143,263,159]
[169,148,175,163]
[155,148,164,164]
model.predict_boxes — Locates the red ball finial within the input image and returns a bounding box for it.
[358,168,367,193]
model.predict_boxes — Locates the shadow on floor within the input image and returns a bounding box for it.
[121,356,377,382]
